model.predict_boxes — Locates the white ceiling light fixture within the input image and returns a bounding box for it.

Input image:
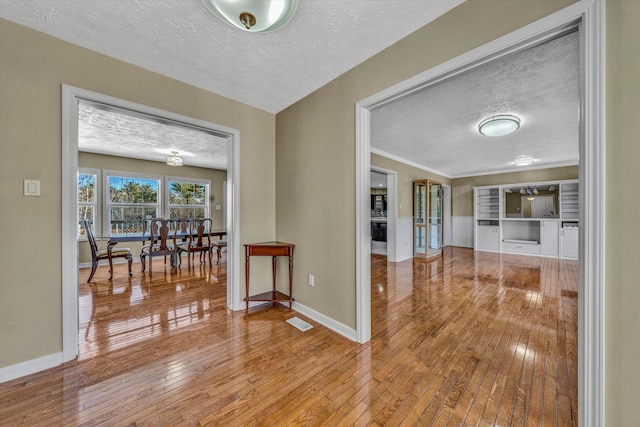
[478,114,521,137]
[166,151,183,166]
[513,156,535,167]
[201,0,299,32]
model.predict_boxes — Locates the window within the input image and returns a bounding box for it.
[105,171,161,236]
[167,177,210,219]
[78,169,99,238]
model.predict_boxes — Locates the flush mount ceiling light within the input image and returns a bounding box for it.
[478,114,521,137]
[202,0,299,32]
[513,156,535,167]
[166,151,183,166]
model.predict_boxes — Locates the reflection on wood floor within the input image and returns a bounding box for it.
[79,261,226,360]
[0,247,577,426]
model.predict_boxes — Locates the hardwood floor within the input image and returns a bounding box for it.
[0,247,577,426]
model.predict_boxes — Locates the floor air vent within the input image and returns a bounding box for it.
[286,316,313,332]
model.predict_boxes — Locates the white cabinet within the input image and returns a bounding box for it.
[502,240,541,255]
[561,223,579,258]
[474,187,500,251]
[540,220,559,256]
[476,224,500,251]
[473,180,578,259]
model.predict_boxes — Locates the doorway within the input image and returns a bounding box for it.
[75,99,231,357]
[61,85,242,362]
[355,2,604,424]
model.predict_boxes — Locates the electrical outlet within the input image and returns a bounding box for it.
[308,274,315,286]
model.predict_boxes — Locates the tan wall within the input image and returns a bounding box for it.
[275,0,575,328]
[0,19,276,368]
[606,0,640,424]
[451,166,579,217]
[77,152,227,264]
[371,153,450,218]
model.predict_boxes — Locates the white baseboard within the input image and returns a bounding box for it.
[230,300,357,341]
[0,352,64,383]
[291,301,357,341]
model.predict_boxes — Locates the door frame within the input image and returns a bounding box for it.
[355,1,604,425]
[61,85,242,361]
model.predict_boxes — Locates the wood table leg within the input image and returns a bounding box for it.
[289,253,294,310]
[245,250,250,311]
[272,256,277,307]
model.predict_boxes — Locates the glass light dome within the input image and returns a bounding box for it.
[478,114,521,137]
[202,0,299,32]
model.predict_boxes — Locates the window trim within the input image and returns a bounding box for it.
[103,169,162,236]
[77,168,100,240]
[166,176,211,220]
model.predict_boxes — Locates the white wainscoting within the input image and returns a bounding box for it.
[451,216,474,248]
[395,217,414,262]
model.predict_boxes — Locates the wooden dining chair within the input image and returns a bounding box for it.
[178,218,213,269]
[211,238,227,265]
[83,219,132,282]
[140,218,178,276]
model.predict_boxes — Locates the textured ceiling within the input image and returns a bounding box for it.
[371,32,580,178]
[1,1,579,177]
[78,101,228,169]
[0,0,464,114]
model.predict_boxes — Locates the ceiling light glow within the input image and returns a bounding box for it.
[513,157,534,167]
[478,114,521,137]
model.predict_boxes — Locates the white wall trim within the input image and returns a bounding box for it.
[579,1,605,425]
[371,148,452,179]
[451,216,474,248]
[395,217,414,262]
[61,85,242,367]
[356,1,604,426]
[292,301,357,341]
[452,161,580,179]
[355,105,372,344]
[372,147,578,180]
[0,352,64,383]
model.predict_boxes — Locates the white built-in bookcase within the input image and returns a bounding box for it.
[474,179,579,259]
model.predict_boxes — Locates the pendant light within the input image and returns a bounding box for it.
[202,0,299,32]
[166,151,183,166]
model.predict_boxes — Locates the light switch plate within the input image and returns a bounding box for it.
[24,179,41,197]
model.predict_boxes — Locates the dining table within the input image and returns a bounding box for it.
[104,229,227,271]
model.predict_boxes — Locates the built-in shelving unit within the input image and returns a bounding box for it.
[561,182,579,220]
[475,187,500,219]
[473,179,579,259]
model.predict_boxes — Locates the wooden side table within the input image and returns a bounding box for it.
[244,241,295,311]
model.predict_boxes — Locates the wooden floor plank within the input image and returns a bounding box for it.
[0,247,578,426]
